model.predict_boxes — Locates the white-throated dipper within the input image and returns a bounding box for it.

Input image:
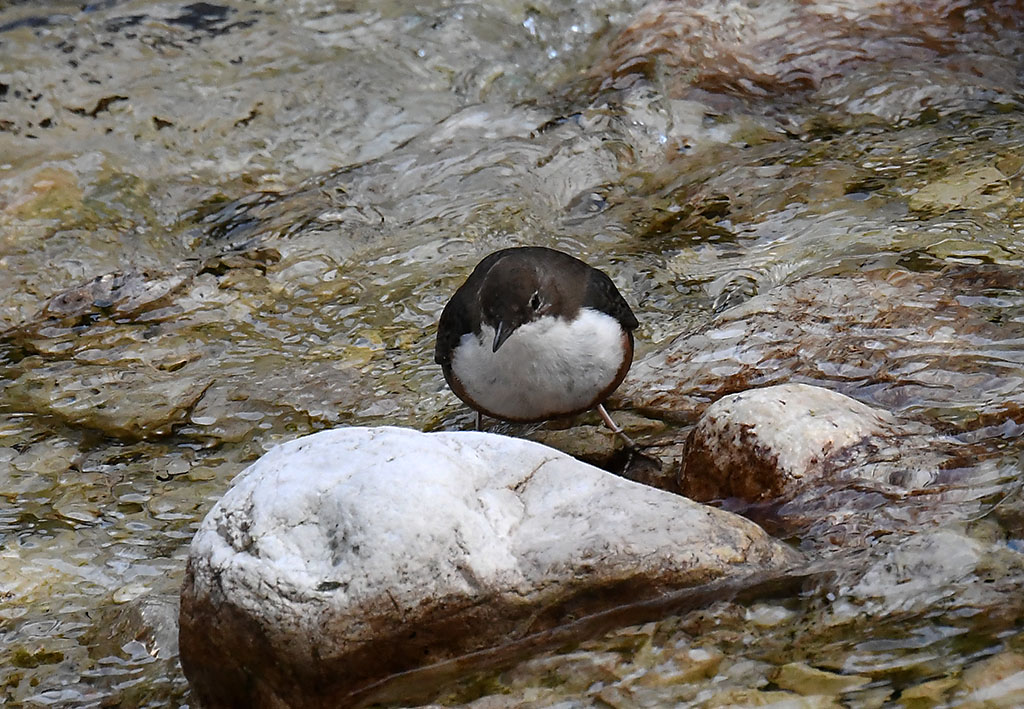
[434,246,639,444]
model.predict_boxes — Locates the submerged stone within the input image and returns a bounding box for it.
[85,593,180,663]
[845,530,985,616]
[179,426,798,708]
[772,661,871,696]
[908,166,1013,216]
[899,677,958,709]
[592,0,1023,122]
[6,362,212,440]
[621,267,1024,430]
[704,687,842,708]
[959,651,1024,708]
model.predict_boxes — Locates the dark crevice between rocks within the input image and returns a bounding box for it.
[599,443,668,490]
[169,2,258,38]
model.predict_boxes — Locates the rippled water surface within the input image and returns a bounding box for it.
[2,0,1024,706]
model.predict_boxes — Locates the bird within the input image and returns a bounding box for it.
[434,246,639,446]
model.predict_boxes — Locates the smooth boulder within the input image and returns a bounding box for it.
[179,426,798,708]
[679,383,938,501]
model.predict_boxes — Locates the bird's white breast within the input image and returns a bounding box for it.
[450,308,627,421]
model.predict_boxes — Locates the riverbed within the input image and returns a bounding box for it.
[2,1,1023,707]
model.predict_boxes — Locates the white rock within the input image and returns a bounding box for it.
[704,383,894,476]
[679,383,934,501]
[180,426,798,708]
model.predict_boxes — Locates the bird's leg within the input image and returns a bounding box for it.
[475,410,483,431]
[597,403,637,449]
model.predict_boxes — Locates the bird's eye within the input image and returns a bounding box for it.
[529,291,542,310]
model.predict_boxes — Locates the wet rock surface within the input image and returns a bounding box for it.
[620,267,1024,428]
[179,426,798,708]
[594,0,1024,119]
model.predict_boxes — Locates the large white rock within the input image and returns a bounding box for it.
[179,426,798,708]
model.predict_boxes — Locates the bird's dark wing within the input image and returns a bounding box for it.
[434,290,475,365]
[584,268,639,331]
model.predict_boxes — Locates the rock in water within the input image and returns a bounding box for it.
[678,383,938,501]
[179,426,797,708]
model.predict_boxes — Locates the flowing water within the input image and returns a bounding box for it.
[1,0,1023,706]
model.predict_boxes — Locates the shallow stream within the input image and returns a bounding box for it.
[1,1,1023,707]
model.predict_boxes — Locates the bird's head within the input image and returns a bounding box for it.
[479,263,561,352]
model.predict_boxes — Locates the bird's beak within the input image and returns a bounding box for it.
[492,321,515,352]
